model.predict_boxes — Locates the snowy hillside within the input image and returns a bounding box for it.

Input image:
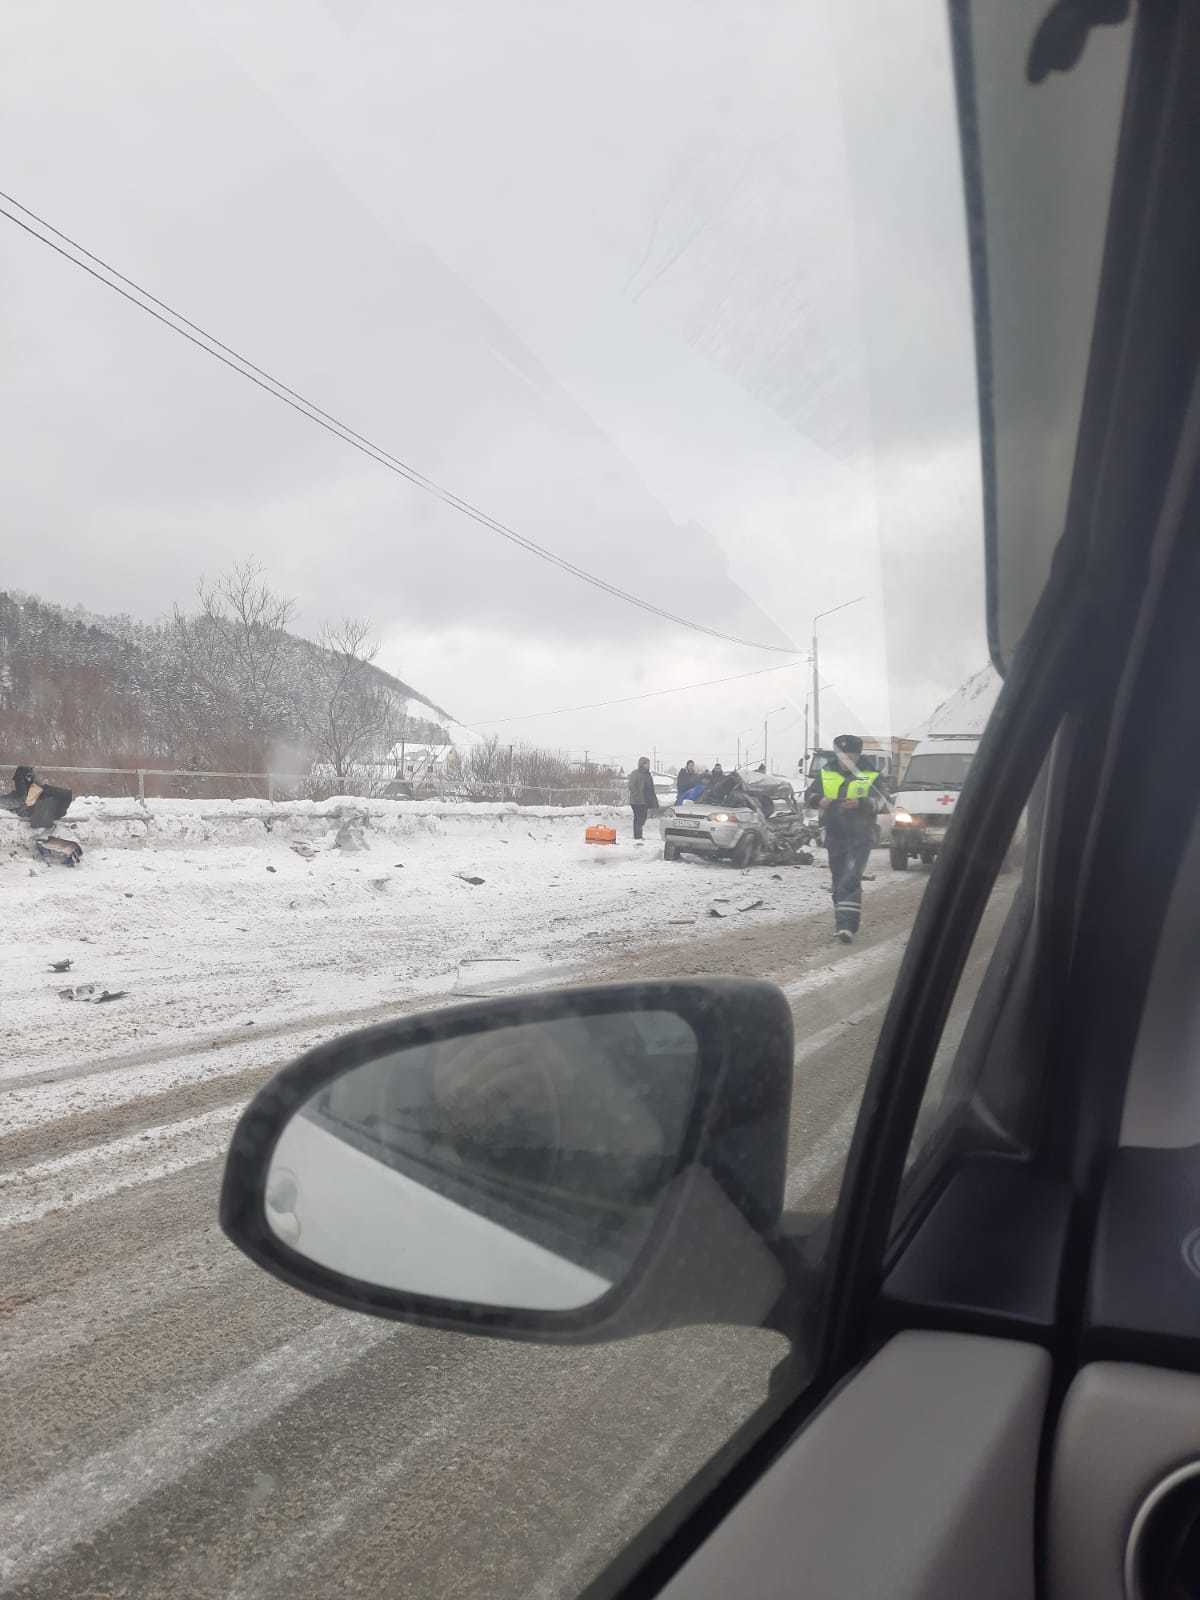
[0,588,453,770]
[911,664,1001,739]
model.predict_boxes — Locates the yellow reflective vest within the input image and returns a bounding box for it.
[821,765,880,802]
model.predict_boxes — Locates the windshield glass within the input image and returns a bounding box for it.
[0,3,1012,1596]
[902,752,975,788]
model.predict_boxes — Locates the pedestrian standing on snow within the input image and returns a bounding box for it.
[628,756,659,842]
[805,734,887,944]
[675,760,696,800]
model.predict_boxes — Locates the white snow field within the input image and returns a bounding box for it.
[1,796,835,1129]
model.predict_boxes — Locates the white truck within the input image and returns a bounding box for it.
[887,734,979,870]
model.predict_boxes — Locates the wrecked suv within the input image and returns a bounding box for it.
[662,774,813,868]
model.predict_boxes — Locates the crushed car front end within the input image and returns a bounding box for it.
[662,801,759,861]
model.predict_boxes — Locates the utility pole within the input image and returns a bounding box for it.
[803,700,809,776]
[763,719,768,770]
[812,634,821,760]
[736,736,741,769]
[812,596,865,755]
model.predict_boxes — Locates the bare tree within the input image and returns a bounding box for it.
[171,560,296,766]
[301,618,405,789]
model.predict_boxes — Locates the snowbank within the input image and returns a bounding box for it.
[2,795,630,853]
[1,802,837,1097]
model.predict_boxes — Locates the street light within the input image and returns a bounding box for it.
[762,704,787,771]
[812,597,865,757]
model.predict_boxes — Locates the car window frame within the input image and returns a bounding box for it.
[583,6,1200,1596]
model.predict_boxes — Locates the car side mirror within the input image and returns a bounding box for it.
[220,980,793,1342]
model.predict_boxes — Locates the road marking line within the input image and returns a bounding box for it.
[0,1104,239,1231]
[791,999,886,1072]
[220,1374,489,1600]
[779,930,907,1001]
[1,976,892,1230]
[784,1096,862,1208]
[0,1315,393,1592]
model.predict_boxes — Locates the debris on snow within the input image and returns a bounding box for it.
[34,836,84,867]
[265,865,277,873]
[738,899,765,913]
[48,959,72,973]
[59,984,128,1004]
[456,873,486,886]
[4,799,836,1068]
[334,817,368,852]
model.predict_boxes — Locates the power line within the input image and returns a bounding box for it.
[468,656,805,726]
[0,190,797,656]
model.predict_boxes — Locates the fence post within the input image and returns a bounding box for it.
[268,773,275,804]
[137,770,145,803]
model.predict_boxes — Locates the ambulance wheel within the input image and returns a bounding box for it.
[889,845,908,871]
[663,844,680,861]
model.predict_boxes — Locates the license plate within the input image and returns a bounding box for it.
[674,818,703,830]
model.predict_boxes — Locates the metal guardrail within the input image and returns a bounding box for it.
[1,763,627,807]
[1,764,309,802]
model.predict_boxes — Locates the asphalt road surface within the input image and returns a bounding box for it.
[0,865,1014,1599]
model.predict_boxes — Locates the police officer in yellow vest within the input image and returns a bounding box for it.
[805,734,885,945]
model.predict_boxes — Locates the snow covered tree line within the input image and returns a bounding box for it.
[0,564,450,789]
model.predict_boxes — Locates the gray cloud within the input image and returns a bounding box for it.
[1,0,987,754]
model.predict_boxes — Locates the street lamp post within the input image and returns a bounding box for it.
[812,597,865,755]
[762,704,787,771]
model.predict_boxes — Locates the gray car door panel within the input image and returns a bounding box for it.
[1050,1361,1200,1599]
[658,1331,1049,1600]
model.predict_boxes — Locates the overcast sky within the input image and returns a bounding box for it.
[2,0,986,772]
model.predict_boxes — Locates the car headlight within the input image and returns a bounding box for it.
[893,808,914,825]
[708,811,733,823]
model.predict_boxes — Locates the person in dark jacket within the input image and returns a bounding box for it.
[628,756,659,841]
[805,735,886,943]
[675,760,696,800]
[1,765,73,830]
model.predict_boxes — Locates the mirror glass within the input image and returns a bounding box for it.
[264,1008,701,1312]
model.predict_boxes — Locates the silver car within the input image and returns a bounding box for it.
[663,775,812,867]
[663,796,765,866]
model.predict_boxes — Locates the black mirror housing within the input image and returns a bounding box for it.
[220,980,793,1344]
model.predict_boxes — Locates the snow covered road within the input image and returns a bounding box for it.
[0,801,985,1599]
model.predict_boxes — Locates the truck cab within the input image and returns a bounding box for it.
[888,735,978,870]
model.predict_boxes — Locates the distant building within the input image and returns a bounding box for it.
[386,741,456,783]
